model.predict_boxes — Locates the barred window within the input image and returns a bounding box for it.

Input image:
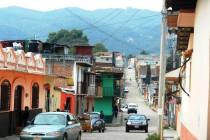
[32,83,39,108]
[0,80,11,111]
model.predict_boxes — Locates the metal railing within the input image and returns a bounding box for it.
[77,82,87,95]
[42,54,92,64]
[87,85,95,96]
[103,87,114,97]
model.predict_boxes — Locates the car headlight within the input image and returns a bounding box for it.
[127,121,131,125]
[20,131,31,136]
[46,131,63,136]
[142,121,147,125]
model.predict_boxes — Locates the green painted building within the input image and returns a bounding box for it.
[95,74,114,123]
[94,73,123,123]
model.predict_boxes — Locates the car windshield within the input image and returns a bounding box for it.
[128,115,146,120]
[33,114,66,125]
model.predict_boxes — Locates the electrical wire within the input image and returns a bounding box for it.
[82,9,124,31]
[178,57,191,96]
[64,8,148,52]
[100,9,141,44]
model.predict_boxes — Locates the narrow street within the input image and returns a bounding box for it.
[0,65,158,140]
[82,66,158,140]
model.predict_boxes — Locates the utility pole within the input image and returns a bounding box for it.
[158,0,167,140]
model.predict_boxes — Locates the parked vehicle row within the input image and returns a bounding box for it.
[79,112,106,133]
[20,111,106,140]
[20,112,81,140]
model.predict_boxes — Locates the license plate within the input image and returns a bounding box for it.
[33,137,41,140]
[134,125,139,128]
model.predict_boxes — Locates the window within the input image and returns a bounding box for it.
[0,80,11,111]
[32,83,39,108]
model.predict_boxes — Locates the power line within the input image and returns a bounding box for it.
[82,9,124,31]
[64,8,149,52]
[82,14,160,31]
[100,9,141,44]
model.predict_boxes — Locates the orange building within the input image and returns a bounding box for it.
[0,46,53,137]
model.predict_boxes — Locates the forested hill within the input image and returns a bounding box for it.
[0,6,161,55]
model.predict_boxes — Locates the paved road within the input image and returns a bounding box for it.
[1,67,158,140]
[82,67,158,140]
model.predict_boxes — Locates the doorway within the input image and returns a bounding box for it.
[14,86,23,128]
[65,97,71,112]
[45,89,50,112]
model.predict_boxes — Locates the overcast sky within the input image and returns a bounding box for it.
[0,0,162,11]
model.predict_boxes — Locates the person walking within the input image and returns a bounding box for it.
[113,105,118,118]
[22,106,29,127]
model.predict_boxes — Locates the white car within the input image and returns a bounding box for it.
[120,103,138,113]
[123,87,129,93]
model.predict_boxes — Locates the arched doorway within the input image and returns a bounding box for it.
[44,84,50,112]
[45,89,50,112]
[0,80,11,111]
[14,85,23,128]
[32,83,39,108]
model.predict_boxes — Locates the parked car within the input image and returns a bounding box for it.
[20,112,82,140]
[125,114,150,133]
[79,112,105,133]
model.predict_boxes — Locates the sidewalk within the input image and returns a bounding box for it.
[106,112,124,127]
[0,135,19,140]
[163,128,179,140]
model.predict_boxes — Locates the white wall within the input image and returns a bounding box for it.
[181,1,210,139]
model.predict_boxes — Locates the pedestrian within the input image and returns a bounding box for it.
[100,110,104,120]
[113,105,118,118]
[22,106,29,127]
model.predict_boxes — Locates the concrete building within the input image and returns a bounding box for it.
[165,0,210,139]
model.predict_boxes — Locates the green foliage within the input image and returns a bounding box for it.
[47,29,89,46]
[127,54,134,59]
[140,50,149,55]
[93,43,108,53]
[146,133,160,140]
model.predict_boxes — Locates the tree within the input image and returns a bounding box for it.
[127,54,134,59]
[47,29,89,46]
[140,50,149,55]
[93,43,108,53]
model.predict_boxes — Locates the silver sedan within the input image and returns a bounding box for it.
[20,112,82,140]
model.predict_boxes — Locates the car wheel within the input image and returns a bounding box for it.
[145,127,148,133]
[63,134,67,140]
[98,128,102,133]
[125,127,129,132]
[77,133,81,140]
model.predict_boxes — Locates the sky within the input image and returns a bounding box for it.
[0,0,162,11]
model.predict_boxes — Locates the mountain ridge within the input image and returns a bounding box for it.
[0,6,161,55]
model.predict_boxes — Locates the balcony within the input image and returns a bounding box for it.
[87,85,95,96]
[95,86,102,97]
[77,82,87,95]
[42,54,92,65]
[95,86,114,97]
[103,87,114,97]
